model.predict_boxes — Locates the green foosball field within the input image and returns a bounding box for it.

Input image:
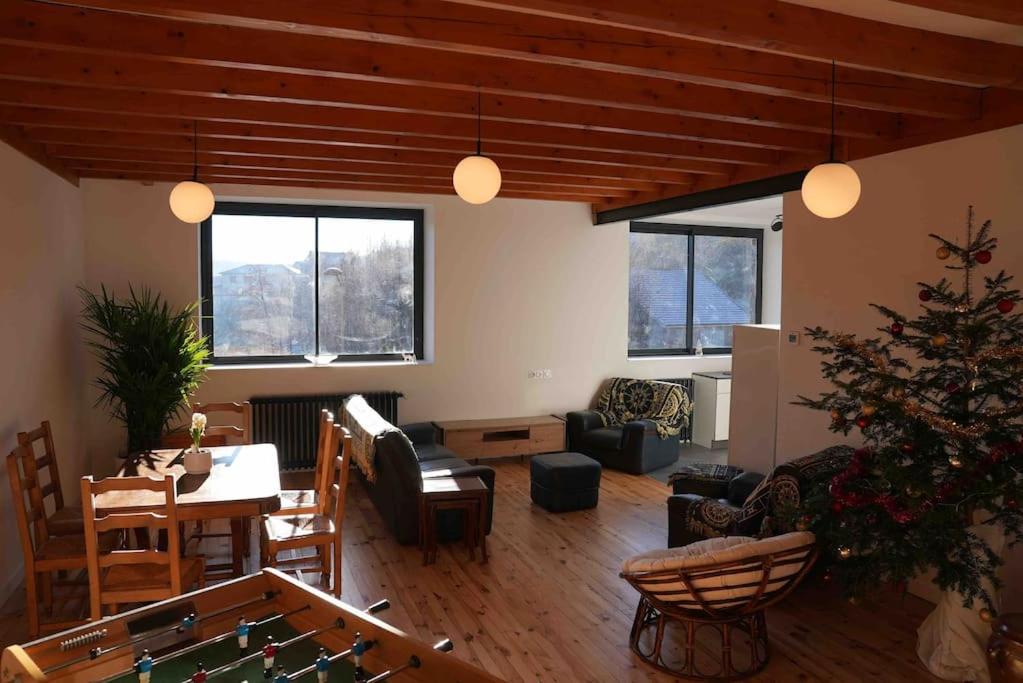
[108,614,362,683]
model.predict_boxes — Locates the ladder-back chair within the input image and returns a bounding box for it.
[17,421,82,538]
[81,475,205,620]
[161,401,252,449]
[8,446,116,638]
[261,425,352,597]
[273,409,335,516]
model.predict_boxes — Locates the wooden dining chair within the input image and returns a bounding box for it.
[161,401,253,448]
[8,446,108,638]
[81,475,205,620]
[16,421,83,538]
[261,425,352,597]
[272,409,335,517]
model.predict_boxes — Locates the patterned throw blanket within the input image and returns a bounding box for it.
[595,377,691,440]
[342,394,405,483]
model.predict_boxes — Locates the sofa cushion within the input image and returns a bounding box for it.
[419,456,472,476]
[414,443,456,462]
[577,427,622,452]
[727,471,767,507]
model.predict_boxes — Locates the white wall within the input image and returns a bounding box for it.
[81,180,730,468]
[0,142,85,599]
[776,123,1023,609]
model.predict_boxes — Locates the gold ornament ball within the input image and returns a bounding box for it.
[861,404,877,417]
[848,596,860,606]
[979,607,994,623]
[936,246,951,260]
[830,409,841,420]
[949,455,963,468]
[838,546,852,560]
[892,387,906,398]
[931,334,948,347]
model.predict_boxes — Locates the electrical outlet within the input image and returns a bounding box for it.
[787,331,801,345]
[542,368,553,379]
[528,369,553,380]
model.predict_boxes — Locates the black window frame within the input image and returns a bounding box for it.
[200,201,425,366]
[628,222,763,357]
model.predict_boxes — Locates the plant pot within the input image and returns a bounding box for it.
[183,449,213,475]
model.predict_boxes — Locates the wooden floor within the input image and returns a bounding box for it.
[0,460,941,682]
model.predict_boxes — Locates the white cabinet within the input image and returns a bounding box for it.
[692,371,731,448]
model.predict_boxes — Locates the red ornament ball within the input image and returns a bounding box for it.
[822,570,833,583]
[946,382,960,394]
[1007,498,1019,511]
[856,416,871,429]
[997,299,1015,314]
[918,290,932,302]
[830,501,844,514]
[975,250,992,264]
[890,322,904,336]
[899,443,914,454]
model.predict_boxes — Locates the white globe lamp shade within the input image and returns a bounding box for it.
[169,180,216,223]
[801,162,861,219]
[453,155,502,205]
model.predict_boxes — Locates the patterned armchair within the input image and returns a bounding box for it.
[566,378,691,474]
[667,445,854,547]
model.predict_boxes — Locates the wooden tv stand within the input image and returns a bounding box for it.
[434,415,566,461]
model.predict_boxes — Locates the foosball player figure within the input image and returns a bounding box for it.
[178,612,197,633]
[236,616,251,656]
[191,662,207,683]
[135,649,153,683]
[262,636,279,680]
[352,632,367,681]
[273,665,289,683]
[315,648,330,683]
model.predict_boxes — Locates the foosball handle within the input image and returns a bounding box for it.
[365,600,390,615]
[433,639,454,654]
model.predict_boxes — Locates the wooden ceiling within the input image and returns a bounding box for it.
[1,0,1021,215]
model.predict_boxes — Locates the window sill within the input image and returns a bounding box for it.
[627,354,732,362]
[208,359,433,370]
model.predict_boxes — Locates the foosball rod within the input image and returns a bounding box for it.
[182,618,345,683]
[47,590,282,675]
[364,639,455,683]
[95,605,313,683]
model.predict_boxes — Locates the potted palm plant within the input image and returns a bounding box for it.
[80,284,210,457]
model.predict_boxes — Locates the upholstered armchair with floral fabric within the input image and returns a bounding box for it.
[566,378,691,474]
[666,445,855,547]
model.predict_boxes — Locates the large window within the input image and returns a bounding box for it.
[629,223,761,356]
[200,203,424,364]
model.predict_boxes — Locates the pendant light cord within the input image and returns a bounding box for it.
[192,120,199,182]
[829,60,836,162]
[476,90,482,156]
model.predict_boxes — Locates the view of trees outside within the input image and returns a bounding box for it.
[693,234,757,348]
[629,231,689,351]
[629,230,757,351]
[210,214,415,358]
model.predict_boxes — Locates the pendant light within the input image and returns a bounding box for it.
[170,121,216,224]
[801,61,861,219]
[453,90,502,204]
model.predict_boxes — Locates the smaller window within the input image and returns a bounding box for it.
[629,223,762,356]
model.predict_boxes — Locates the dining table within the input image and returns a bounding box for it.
[94,443,283,577]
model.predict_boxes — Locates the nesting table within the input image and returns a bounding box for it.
[418,476,489,566]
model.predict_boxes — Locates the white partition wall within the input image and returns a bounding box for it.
[728,324,780,474]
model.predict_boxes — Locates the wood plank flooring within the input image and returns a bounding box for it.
[0,460,941,682]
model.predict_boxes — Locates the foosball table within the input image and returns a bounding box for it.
[1,569,503,683]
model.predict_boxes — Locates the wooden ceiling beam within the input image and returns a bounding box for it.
[0,79,826,155]
[80,171,601,203]
[53,156,671,192]
[39,0,981,118]
[36,131,698,184]
[888,1,1023,26]
[0,1,899,137]
[1,104,781,167]
[0,123,79,185]
[63,162,636,197]
[441,0,1023,88]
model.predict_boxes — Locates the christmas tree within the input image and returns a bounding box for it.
[796,207,1023,613]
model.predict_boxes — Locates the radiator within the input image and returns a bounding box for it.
[657,377,694,443]
[251,391,403,470]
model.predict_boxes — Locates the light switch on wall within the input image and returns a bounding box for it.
[787,331,801,345]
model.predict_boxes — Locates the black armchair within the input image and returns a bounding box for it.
[566,411,678,474]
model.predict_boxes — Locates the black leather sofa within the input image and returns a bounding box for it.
[566,411,679,474]
[365,421,496,546]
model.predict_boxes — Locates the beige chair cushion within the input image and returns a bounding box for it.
[622,532,815,611]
